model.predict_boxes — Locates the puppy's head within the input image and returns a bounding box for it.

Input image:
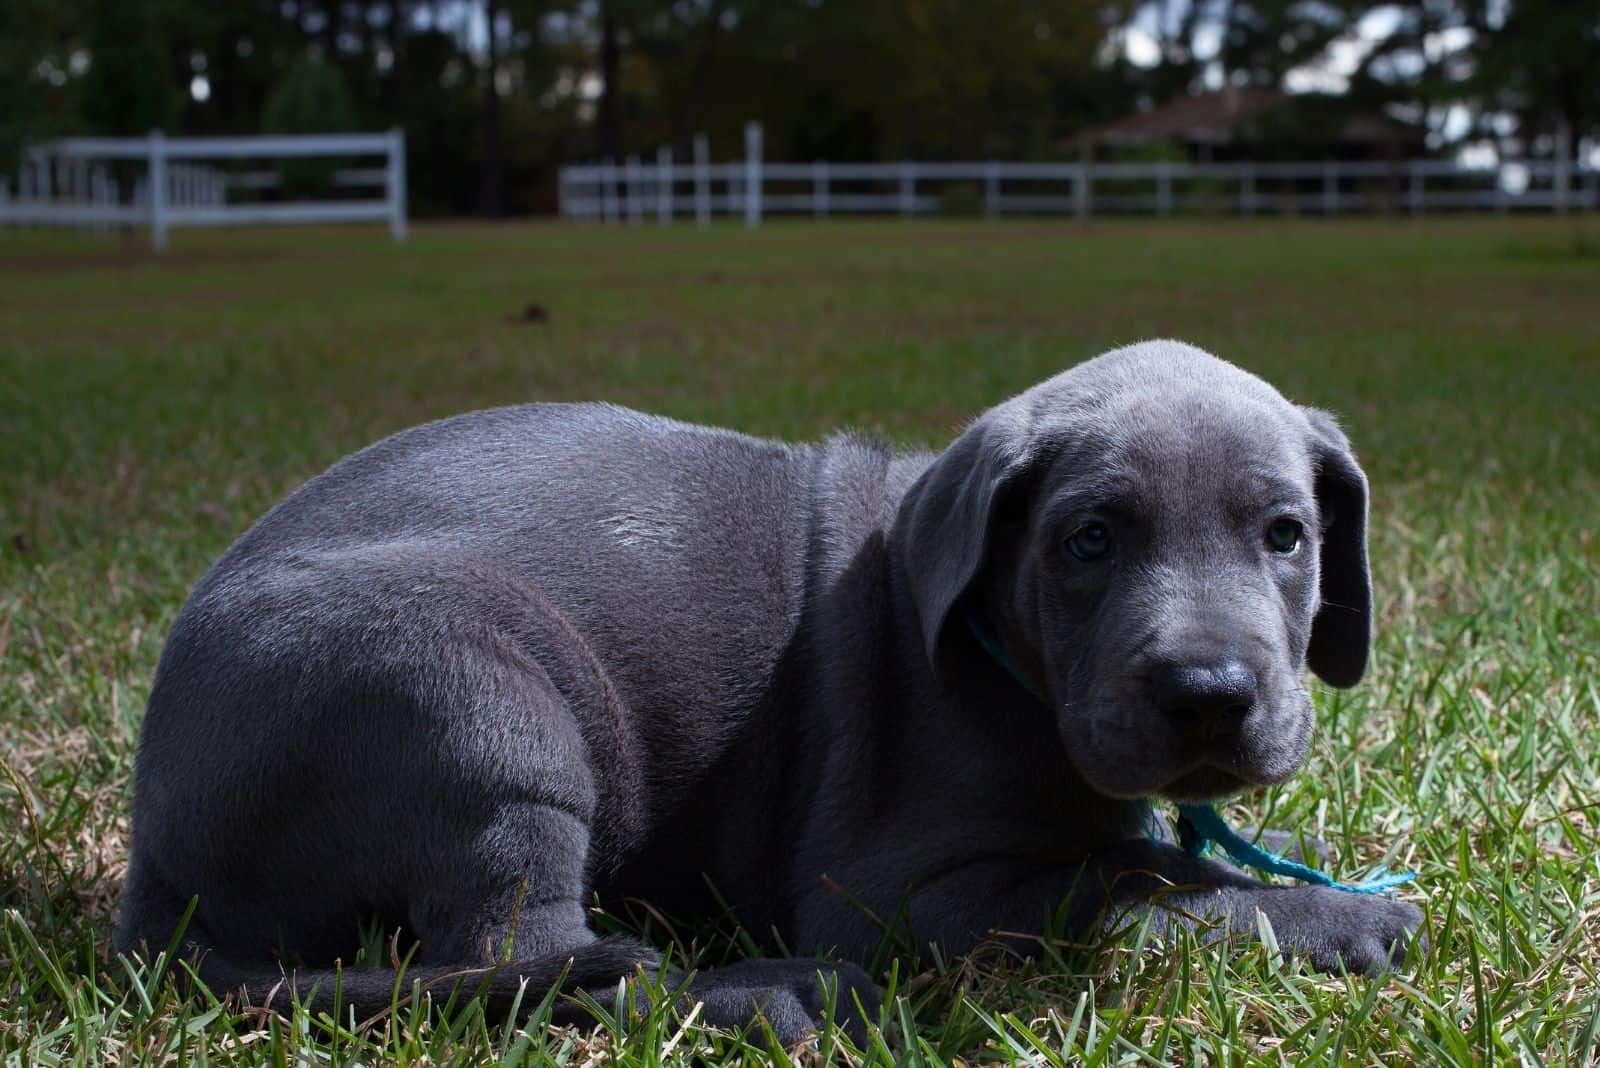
[895,340,1371,801]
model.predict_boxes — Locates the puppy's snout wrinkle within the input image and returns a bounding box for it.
[1152,659,1259,724]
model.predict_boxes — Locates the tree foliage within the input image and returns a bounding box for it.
[262,50,360,195]
[1462,0,1600,150]
[79,0,176,138]
[1,0,1588,214]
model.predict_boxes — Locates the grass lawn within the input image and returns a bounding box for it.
[2,217,1598,1065]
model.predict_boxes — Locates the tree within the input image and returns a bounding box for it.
[0,0,86,174]
[1462,0,1600,154]
[19,0,1592,215]
[262,49,358,195]
[78,0,175,137]
[614,0,1104,162]
[480,0,506,215]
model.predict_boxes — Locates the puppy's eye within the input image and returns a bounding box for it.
[1265,518,1303,554]
[1067,522,1111,561]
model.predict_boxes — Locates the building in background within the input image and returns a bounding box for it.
[1076,88,1426,163]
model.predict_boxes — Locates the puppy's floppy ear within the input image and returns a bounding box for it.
[892,400,1043,674]
[1301,407,1372,688]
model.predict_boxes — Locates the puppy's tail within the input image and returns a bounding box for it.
[192,936,666,1026]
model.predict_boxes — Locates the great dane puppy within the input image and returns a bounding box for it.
[118,340,1422,1042]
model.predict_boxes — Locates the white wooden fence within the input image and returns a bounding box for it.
[561,122,1599,226]
[0,130,406,250]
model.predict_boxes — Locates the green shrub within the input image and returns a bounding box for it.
[262,51,358,197]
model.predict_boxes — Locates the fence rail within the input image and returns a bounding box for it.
[560,123,1598,225]
[0,130,407,250]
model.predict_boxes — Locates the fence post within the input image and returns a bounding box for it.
[1074,164,1090,220]
[1239,164,1255,216]
[1321,161,1337,216]
[147,130,169,252]
[898,160,915,217]
[71,157,88,232]
[95,168,110,232]
[657,145,673,224]
[813,160,828,219]
[1156,161,1173,215]
[693,135,710,228]
[19,154,36,229]
[984,161,1000,217]
[600,160,618,224]
[385,127,407,240]
[744,121,762,228]
[625,154,642,225]
[1554,122,1571,216]
[1408,162,1423,216]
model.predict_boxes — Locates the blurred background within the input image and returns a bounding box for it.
[3,0,1596,217]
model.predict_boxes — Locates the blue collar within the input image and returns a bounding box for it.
[964,616,1416,896]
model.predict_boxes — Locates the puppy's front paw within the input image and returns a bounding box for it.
[1259,888,1424,975]
[689,958,880,1046]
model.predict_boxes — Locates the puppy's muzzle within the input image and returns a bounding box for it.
[1150,658,1259,742]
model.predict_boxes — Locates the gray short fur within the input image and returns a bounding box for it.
[118,340,1422,1042]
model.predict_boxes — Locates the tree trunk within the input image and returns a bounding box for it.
[319,0,340,57]
[672,0,727,155]
[597,7,623,161]
[479,0,504,215]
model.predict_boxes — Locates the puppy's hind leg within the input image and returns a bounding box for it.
[186,716,666,1024]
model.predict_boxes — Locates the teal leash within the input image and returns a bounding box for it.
[1169,802,1416,894]
[964,617,1416,896]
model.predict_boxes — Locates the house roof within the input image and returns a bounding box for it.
[1077,87,1427,151]
[1081,87,1288,147]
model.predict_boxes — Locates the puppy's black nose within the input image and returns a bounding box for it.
[1153,659,1258,721]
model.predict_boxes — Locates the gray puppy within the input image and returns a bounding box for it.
[118,340,1422,1042]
